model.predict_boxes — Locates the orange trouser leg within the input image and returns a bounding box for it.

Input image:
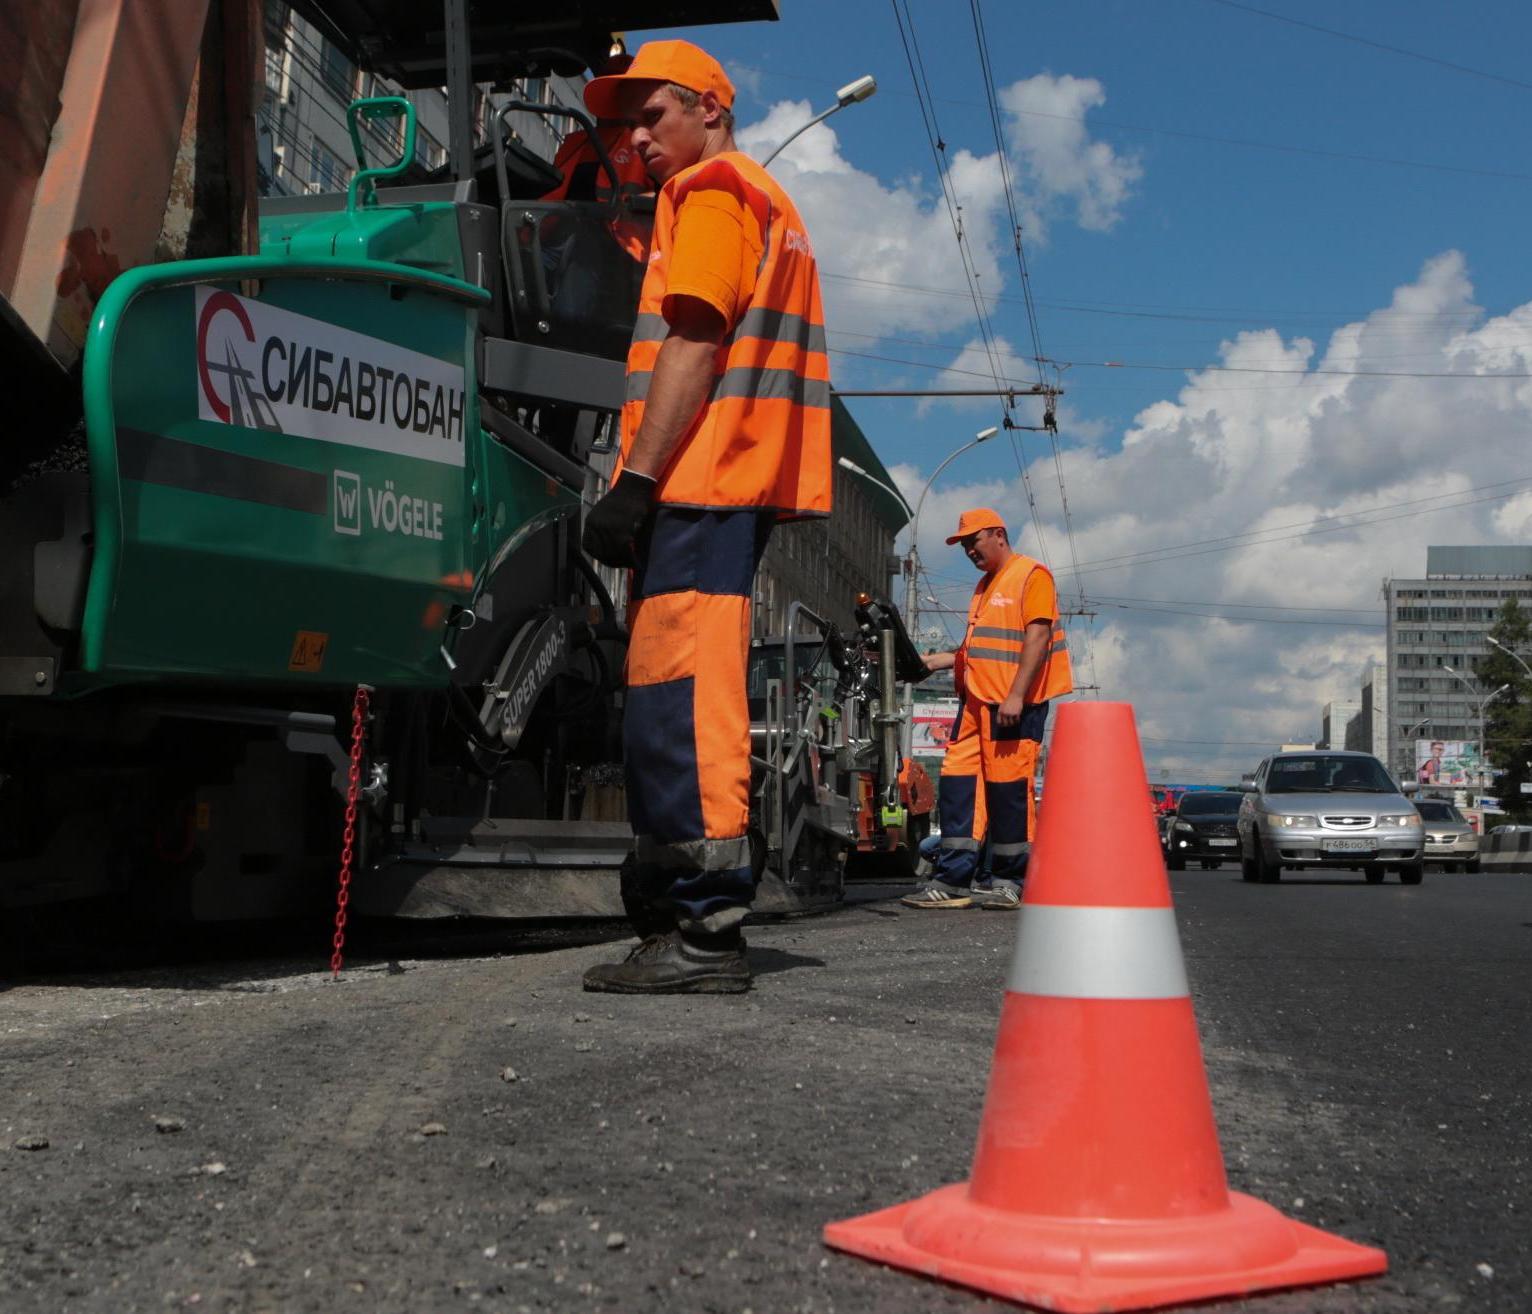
[981,700,1049,883]
[934,697,986,885]
[622,507,772,933]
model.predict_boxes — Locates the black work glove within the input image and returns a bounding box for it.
[582,470,656,568]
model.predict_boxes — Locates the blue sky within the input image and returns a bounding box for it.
[633,1,1532,779]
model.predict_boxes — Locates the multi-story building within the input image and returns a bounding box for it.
[1383,546,1532,779]
[258,2,575,199]
[753,399,907,637]
[1319,700,1360,751]
[254,6,909,629]
[1344,663,1389,763]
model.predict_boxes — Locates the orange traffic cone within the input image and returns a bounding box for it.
[824,702,1387,1312]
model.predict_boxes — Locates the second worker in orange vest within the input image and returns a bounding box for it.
[902,508,1073,910]
[579,40,831,992]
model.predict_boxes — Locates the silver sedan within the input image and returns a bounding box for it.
[1238,751,1425,885]
[1415,799,1480,872]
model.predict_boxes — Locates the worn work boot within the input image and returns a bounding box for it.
[969,879,1022,910]
[582,929,751,994]
[899,881,973,910]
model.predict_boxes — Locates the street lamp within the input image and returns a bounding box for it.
[905,425,1000,634]
[1441,663,1510,790]
[761,74,877,167]
[1399,717,1431,783]
[836,456,912,517]
[1486,633,1532,679]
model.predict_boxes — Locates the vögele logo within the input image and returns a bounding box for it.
[330,469,445,542]
[333,470,362,536]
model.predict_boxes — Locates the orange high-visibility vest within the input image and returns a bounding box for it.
[542,125,652,204]
[961,553,1073,705]
[615,151,831,521]
[541,126,653,261]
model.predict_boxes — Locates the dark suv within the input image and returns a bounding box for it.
[1165,791,1245,870]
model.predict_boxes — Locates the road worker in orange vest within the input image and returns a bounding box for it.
[903,508,1073,910]
[578,40,832,992]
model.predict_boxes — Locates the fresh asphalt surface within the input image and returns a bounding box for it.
[1,864,1528,1313]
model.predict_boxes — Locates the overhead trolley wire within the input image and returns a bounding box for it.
[1205,0,1532,94]
[968,0,1096,694]
[736,63,1532,185]
[1071,475,1532,569]
[826,343,1532,384]
[917,478,1532,599]
[887,0,1057,571]
[820,270,1506,328]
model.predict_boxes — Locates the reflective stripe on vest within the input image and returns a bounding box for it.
[615,151,832,521]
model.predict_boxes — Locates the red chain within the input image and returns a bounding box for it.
[330,685,372,980]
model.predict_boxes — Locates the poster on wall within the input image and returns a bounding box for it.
[1415,738,1484,787]
[910,697,961,756]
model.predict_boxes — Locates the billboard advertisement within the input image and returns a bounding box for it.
[910,697,961,756]
[1415,738,1484,788]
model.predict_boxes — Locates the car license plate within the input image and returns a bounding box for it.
[1208,838,1237,847]
[1323,838,1375,853]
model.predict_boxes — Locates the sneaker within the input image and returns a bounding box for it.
[900,882,973,910]
[582,929,750,994]
[970,881,1022,910]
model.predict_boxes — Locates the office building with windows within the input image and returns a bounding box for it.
[1344,663,1389,763]
[258,1,575,199]
[1319,701,1359,751]
[752,398,908,638]
[1383,545,1532,780]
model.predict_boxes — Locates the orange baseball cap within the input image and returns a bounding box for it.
[946,507,1007,544]
[583,39,735,119]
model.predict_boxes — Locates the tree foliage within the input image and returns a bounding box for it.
[1479,598,1532,820]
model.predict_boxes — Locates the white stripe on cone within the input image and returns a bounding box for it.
[1007,906,1190,999]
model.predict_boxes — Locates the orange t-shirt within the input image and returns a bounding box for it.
[662,185,766,329]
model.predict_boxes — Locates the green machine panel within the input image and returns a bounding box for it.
[80,258,497,689]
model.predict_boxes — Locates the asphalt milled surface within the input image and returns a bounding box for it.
[1,867,1528,1313]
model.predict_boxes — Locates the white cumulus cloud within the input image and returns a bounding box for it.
[1000,74,1142,235]
[733,77,1138,346]
[901,251,1532,780]
[736,100,1008,342]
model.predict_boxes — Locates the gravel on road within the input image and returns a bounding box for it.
[1,870,1527,1313]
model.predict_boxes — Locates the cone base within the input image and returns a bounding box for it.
[824,1182,1387,1314]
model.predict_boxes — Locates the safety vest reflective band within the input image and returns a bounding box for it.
[616,151,832,521]
[1007,906,1189,999]
[961,553,1074,704]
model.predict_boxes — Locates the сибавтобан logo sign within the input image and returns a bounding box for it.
[195,287,466,467]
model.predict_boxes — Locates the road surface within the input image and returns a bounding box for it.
[2,866,1528,1312]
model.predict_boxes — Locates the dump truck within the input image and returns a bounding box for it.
[0,0,929,940]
